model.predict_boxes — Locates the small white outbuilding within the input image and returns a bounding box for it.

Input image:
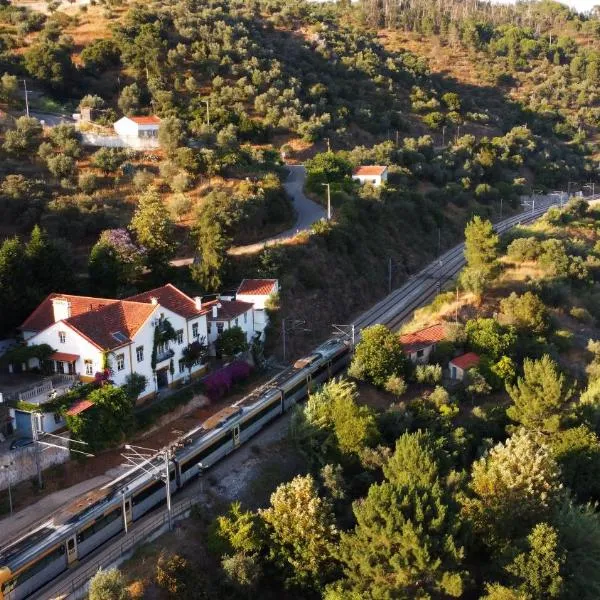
[113,115,161,142]
[352,165,389,187]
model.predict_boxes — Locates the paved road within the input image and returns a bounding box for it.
[171,165,326,266]
[28,111,75,127]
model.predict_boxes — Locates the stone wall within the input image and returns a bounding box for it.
[0,443,70,490]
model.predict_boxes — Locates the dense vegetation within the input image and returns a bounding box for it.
[0,0,597,348]
[102,200,600,600]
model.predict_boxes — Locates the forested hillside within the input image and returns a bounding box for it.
[0,0,597,352]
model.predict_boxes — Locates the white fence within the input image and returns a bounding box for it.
[80,133,159,150]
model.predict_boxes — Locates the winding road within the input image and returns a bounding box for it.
[171,165,325,265]
[229,165,326,255]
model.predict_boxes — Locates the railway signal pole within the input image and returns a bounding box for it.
[2,462,14,514]
[123,444,179,531]
[332,324,356,350]
[282,318,309,363]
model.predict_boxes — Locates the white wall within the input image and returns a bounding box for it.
[207,308,254,353]
[114,118,139,137]
[28,322,104,381]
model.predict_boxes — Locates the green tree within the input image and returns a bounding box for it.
[550,425,600,503]
[91,147,125,174]
[296,379,379,462]
[505,523,564,599]
[130,187,176,276]
[349,324,412,387]
[462,430,562,553]
[215,326,249,357]
[88,568,131,600]
[554,500,600,600]
[0,73,19,106]
[66,385,133,451]
[460,216,498,296]
[191,218,230,292]
[506,355,570,433]
[3,117,43,158]
[0,237,26,336]
[158,116,185,156]
[46,154,76,180]
[88,229,145,296]
[499,291,549,334]
[465,318,517,359]
[383,430,440,488]
[118,83,141,116]
[331,479,464,599]
[260,474,339,591]
[24,40,74,91]
[305,152,352,194]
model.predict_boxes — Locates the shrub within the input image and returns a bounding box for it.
[132,169,154,190]
[384,374,407,398]
[89,568,131,600]
[507,237,542,261]
[415,363,443,385]
[78,171,98,193]
[571,307,594,324]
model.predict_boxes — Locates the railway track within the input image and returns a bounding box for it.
[352,201,559,336]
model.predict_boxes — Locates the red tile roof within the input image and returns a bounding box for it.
[208,300,253,322]
[66,399,94,416]
[352,165,387,177]
[129,116,161,125]
[400,324,446,354]
[450,352,480,371]
[20,294,117,332]
[66,301,156,350]
[127,284,208,319]
[49,352,79,362]
[237,279,278,296]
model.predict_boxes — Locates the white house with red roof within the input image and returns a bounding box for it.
[449,352,480,381]
[18,281,278,398]
[352,165,389,187]
[236,279,278,338]
[400,323,446,364]
[112,115,161,148]
[20,285,214,401]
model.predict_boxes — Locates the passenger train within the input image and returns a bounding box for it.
[0,338,351,600]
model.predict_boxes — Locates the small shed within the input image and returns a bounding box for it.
[400,323,445,364]
[449,352,480,381]
[113,115,161,140]
[352,165,389,187]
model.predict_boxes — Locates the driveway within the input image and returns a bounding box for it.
[171,165,326,266]
[29,111,75,127]
[229,165,325,255]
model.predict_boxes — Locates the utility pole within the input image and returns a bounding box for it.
[322,183,331,220]
[121,489,128,534]
[388,257,393,294]
[395,129,399,147]
[124,444,176,531]
[442,125,446,147]
[31,412,42,489]
[325,137,331,152]
[22,79,30,118]
[500,197,503,219]
[282,318,309,363]
[205,100,210,126]
[332,324,356,350]
[437,226,441,257]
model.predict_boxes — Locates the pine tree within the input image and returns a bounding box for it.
[130,186,176,277]
[506,355,570,433]
[460,216,499,296]
[462,430,562,553]
[331,480,465,599]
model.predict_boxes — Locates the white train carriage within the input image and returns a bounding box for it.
[0,338,352,600]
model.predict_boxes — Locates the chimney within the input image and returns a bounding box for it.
[212,304,218,319]
[194,296,202,310]
[150,297,158,305]
[52,298,71,322]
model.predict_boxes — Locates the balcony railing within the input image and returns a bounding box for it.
[155,348,175,363]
